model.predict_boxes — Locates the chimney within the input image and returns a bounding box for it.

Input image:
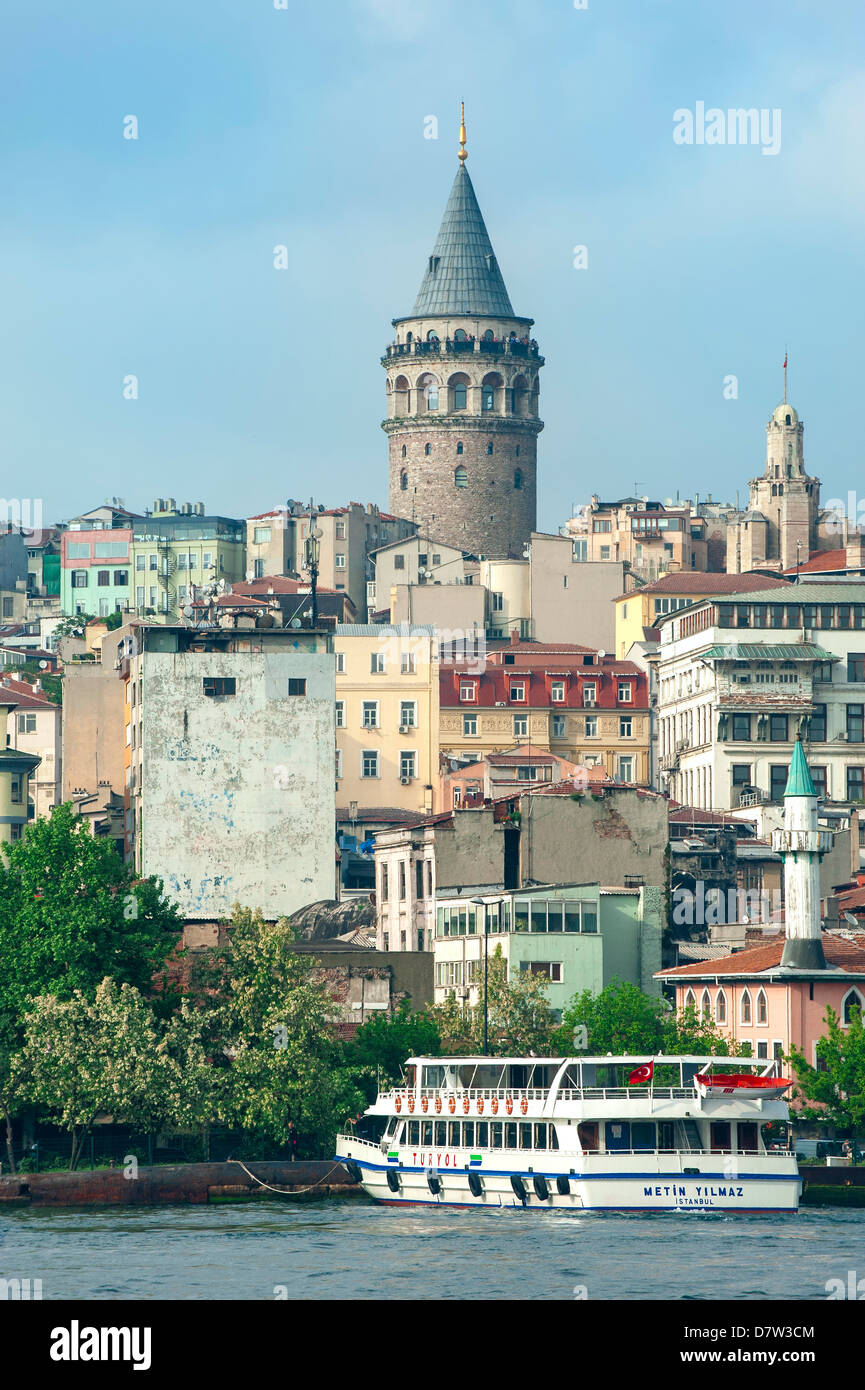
[846,528,865,570]
[509,628,520,647]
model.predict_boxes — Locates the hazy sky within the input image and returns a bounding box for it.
[1,0,862,529]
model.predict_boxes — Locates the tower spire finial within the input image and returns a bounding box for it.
[458,101,467,163]
[783,348,788,403]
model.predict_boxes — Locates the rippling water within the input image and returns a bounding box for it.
[1,1200,862,1300]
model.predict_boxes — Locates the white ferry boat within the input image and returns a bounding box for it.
[335,1055,801,1212]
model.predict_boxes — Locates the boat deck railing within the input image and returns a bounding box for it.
[383,1086,715,1104]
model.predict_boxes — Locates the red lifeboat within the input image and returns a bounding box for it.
[696,1073,792,1095]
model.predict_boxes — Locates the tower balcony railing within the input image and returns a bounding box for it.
[382,339,542,362]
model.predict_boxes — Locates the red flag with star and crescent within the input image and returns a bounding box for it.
[628,1060,654,1085]
[783,352,788,368]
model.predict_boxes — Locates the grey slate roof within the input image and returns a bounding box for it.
[411,165,515,318]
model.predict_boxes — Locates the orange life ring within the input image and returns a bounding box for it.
[395,1096,401,1113]
[434,1097,442,1114]
[491,1098,499,1115]
[408,1096,415,1113]
[505,1096,513,1115]
[477,1098,484,1115]
[520,1098,528,1115]
[462,1097,470,1114]
[421,1097,428,1113]
[448,1096,456,1114]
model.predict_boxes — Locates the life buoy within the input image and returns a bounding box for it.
[408,1096,415,1113]
[395,1096,402,1113]
[477,1098,484,1115]
[462,1097,470,1114]
[491,1098,499,1115]
[505,1096,513,1115]
[421,1097,429,1113]
[434,1096,442,1114]
[448,1096,456,1114]
[520,1098,528,1115]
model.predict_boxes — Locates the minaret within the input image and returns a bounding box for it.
[382,105,544,560]
[772,738,833,970]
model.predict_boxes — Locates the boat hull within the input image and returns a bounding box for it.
[336,1147,801,1214]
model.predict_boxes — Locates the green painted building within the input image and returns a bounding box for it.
[130,501,245,622]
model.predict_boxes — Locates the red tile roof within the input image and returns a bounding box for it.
[617,572,791,600]
[783,549,861,575]
[659,933,865,978]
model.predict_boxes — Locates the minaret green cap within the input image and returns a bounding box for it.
[784,736,816,798]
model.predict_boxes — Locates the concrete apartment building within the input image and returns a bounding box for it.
[367,533,473,621]
[61,503,139,618]
[246,502,416,618]
[565,495,732,582]
[118,620,336,920]
[440,639,651,785]
[614,572,791,659]
[480,535,630,650]
[129,501,244,623]
[657,580,865,811]
[374,783,669,952]
[0,698,40,846]
[334,623,439,816]
[61,622,129,817]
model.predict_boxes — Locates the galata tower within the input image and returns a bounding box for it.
[382,105,543,560]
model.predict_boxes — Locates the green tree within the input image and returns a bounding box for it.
[208,908,365,1155]
[346,1000,440,1099]
[556,979,733,1057]
[789,1005,865,1136]
[434,947,556,1056]
[20,979,212,1169]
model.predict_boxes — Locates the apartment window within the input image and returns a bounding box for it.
[432,554,440,566]
[148,587,156,608]
[335,652,345,673]
[847,705,864,743]
[520,962,562,982]
[732,713,751,741]
[400,700,416,728]
[617,756,633,782]
[619,716,632,738]
[731,764,751,795]
[514,714,528,737]
[809,704,827,742]
[492,592,504,612]
[401,652,415,674]
[335,700,345,728]
[848,654,865,683]
[769,764,789,803]
[135,555,145,571]
[335,749,343,779]
[203,552,212,572]
[770,714,788,742]
[71,571,88,588]
[617,682,632,703]
[398,861,406,901]
[362,701,379,728]
[335,521,346,539]
[572,539,587,561]
[254,559,265,579]
[361,750,379,779]
[756,1040,769,1060]
[510,683,525,702]
[17,713,36,734]
[2,598,13,618]
[335,554,346,569]
[177,553,187,570]
[370,651,386,674]
[202,677,236,697]
[463,713,478,736]
[582,684,596,707]
[847,766,865,802]
[400,751,416,781]
[288,678,307,696]
[253,526,272,544]
[552,714,566,739]
[600,546,611,560]
[113,570,128,586]
[149,553,158,570]
[381,863,389,901]
[585,715,598,737]
[811,765,827,799]
[460,682,476,702]
[551,680,565,703]
[9,823,22,842]
[814,661,833,683]
[136,586,145,607]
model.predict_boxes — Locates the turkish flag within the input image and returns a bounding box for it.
[628,1061,654,1085]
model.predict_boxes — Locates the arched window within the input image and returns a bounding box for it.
[401,444,407,458]
[417,372,439,412]
[842,989,863,1024]
[427,330,439,344]
[716,989,727,1024]
[700,989,711,1019]
[514,469,523,490]
[481,328,495,342]
[786,415,791,426]
[424,443,431,456]
[399,471,408,491]
[454,466,468,489]
[684,988,696,1011]
[515,445,520,458]
[512,374,528,417]
[741,988,752,1024]
[482,371,502,413]
[394,375,410,417]
[449,372,470,411]
[756,988,768,1024]
[454,328,469,343]
[487,442,494,455]
[456,441,463,455]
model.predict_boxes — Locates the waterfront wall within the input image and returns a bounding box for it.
[0,1161,358,1207]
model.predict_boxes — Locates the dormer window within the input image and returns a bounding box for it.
[509,682,526,702]
[459,681,476,702]
[428,256,440,273]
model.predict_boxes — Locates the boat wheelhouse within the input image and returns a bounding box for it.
[335,1055,801,1212]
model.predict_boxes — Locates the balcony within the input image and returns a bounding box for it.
[382,338,542,363]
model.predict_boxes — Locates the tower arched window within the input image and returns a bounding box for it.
[418,371,439,413]
[400,471,408,491]
[741,988,752,1024]
[449,373,470,411]
[515,446,520,458]
[482,386,495,412]
[514,469,523,490]
[426,330,439,344]
[401,444,407,458]
[424,443,431,456]
[842,989,863,1024]
[454,328,469,343]
[786,414,791,425]
[756,988,768,1024]
[454,466,468,489]
[487,442,494,455]
[456,442,463,455]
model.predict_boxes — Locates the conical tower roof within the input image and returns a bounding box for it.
[411,162,515,318]
[784,737,816,798]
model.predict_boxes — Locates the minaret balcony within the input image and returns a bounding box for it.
[771,828,834,854]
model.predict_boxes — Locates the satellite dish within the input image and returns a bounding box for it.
[38,660,48,669]
[598,649,606,659]
[310,526,323,539]
[290,617,302,628]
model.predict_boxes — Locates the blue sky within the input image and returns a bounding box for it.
[0,0,862,528]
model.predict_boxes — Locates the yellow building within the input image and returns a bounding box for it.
[335,624,439,814]
[130,501,245,623]
[614,572,792,659]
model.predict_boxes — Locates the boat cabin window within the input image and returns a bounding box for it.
[605,1122,630,1152]
[578,1121,599,1152]
[403,1120,558,1151]
[710,1122,732,1153]
[422,1065,446,1088]
[384,1117,398,1139]
[631,1122,656,1152]
[658,1122,675,1152]
[739,1122,759,1153]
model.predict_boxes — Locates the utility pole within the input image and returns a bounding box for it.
[304,497,321,627]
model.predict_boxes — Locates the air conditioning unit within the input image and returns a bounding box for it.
[495,701,506,707]
[838,732,848,741]
[400,775,412,785]
[399,724,411,734]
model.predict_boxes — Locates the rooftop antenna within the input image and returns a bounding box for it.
[783,348,788,404]
[458,102,467,164]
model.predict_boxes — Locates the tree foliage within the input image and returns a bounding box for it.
[558,979,734,1056]
[789,1005,865,1134]
[434,947,556,1056]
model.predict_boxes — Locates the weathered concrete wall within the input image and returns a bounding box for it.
[0,1161,356,1207]
[140,648,335,919]
[521,791,669,888]
[292,945,435,1012]
[434,811,506,890]
[61,658,126,800]
[529,538,627,650]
